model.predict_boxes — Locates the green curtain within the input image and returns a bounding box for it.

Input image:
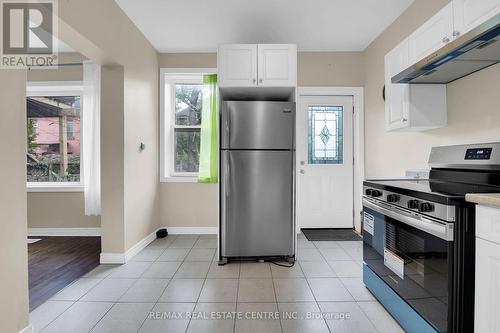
[198,74,218,183]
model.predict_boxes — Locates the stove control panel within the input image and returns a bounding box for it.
[465,147,493,160]
[363,186,456,222]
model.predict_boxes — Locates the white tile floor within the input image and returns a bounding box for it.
[30,234,404,333]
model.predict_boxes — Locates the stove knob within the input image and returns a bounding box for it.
[371,190,382,198]
[365,189,373,196]
[418,202,434,213]
[407,200,420,209]
[387,194,400,203]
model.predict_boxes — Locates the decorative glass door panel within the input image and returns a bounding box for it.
[307,106,344,165]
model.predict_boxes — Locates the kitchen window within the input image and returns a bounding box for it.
[160,69,216,182]
[26,82,84,192]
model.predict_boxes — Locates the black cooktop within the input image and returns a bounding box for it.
[364,178,500,205]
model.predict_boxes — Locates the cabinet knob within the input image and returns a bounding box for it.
[259,79,263,83]
[253,78,256,84]
[300,161,305,166]
[299,169,305,174]
[453,30,461,38]
[402,118,408,123]
[442,36,450,43]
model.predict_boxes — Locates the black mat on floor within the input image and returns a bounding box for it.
[301,228,362,241]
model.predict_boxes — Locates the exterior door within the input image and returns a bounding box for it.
[297,95,354,229]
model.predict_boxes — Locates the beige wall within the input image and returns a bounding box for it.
[0,70,30,333]
[161,183,219,228]
[27,53,84,81]
[159,53,217,68]
[158,52,365,86]
[298,52,364,86]
[100,66,126,252]
[27,193,100,228]
[158,52,365,228]
[363,0,500,178]
[58,0,160,252]
[27,53,100,229]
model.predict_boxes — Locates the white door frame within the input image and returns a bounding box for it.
[297,87,364,232]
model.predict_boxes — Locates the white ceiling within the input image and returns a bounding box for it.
[115,0,414,53]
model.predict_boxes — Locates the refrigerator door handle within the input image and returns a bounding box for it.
[226,153,230,198]
[226,110,231,148]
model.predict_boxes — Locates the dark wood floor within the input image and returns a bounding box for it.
[28,236,101,310]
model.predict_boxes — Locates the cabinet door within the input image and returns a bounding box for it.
[385,39,410,131]
[454,0,500,37]
[218,44,258,87]
[475,237,500,333]
[409,3,454,64]
[257,44,297,87]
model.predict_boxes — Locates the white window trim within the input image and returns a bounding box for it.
[160,68,217,183]
[26,81,84,192]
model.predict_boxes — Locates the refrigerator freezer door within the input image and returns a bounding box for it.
[221,101,295,150]
[221,150,294,257]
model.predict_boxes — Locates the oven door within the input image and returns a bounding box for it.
[362,197,454,333]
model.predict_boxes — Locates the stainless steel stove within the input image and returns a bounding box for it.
[362,143,500,333]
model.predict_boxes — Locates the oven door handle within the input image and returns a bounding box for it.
[363,198,454,241]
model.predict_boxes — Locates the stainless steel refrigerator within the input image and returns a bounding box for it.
[219,101,295,263]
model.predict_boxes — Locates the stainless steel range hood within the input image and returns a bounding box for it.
[392,14,500,84]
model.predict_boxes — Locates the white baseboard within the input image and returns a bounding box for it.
[166,227,217,234]
[99,252,125,264]
[28,228,101,237]
[19,324,33,333]
[99,227,218,264]
[124,229,158,262]
[100,227,159,264]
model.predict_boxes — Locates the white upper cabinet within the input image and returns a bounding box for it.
[385,39,447,132]
[257,44,297,87]
[383,0,500,131]
[218,44,258,87]
[385,39,410,130]
[409,3,454,64]
[218,44,297,88]
[453,0,500,37]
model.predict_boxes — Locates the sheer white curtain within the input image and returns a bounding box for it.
[82,61,101,215]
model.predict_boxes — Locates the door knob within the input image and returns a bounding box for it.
[300,161,305,166]
[299,169,305,174]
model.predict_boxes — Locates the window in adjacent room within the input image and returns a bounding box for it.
[26,82,83,190]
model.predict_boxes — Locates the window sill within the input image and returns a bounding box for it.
[27,183,84,193]
[161,176,199,183]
